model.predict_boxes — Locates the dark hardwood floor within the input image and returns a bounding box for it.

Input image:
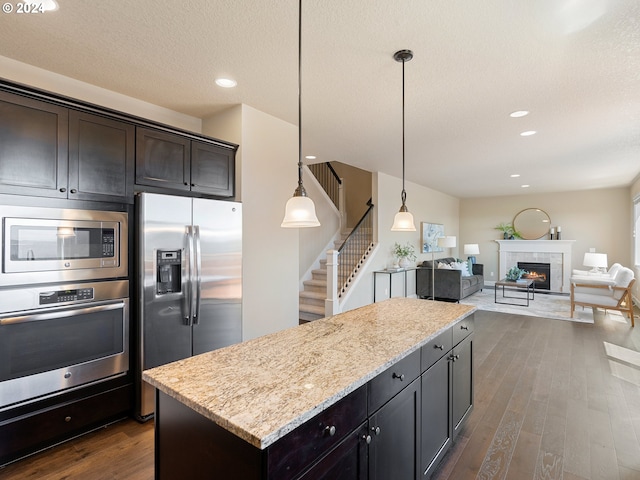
[2,308,639,480]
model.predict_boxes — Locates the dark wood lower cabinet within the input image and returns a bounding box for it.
[369,378,420,480]
[154,316,474,480]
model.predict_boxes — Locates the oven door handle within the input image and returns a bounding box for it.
[0,301,125,325]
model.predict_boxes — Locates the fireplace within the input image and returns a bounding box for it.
[518,262,551,291]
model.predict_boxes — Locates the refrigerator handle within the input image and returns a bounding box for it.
[184,225,193,326]
[193,225,202,324]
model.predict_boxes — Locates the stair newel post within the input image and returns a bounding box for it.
[325,249,341,316]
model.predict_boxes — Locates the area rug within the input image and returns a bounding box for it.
[460,288,595,324]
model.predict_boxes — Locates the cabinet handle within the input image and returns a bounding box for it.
[363,434,372,444]
[59,187,66,193]
[70,189,77,194]
[184,182,189,186]
[191,183,195,187]
[371,426,381,435]
[392,372,405,381]
[324,425,336,436]
[454,354,460,360]
[461,325,469,330]
[434,344,444,350]
[64,416,71,422]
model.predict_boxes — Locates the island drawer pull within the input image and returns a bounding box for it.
[434,344,444,350]
[392,372,405,381]
[324,425,336,436]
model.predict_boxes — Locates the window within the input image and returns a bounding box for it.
[635,195,640,266]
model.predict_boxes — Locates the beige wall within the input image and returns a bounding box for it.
[460,188,631,285]
[631,176,640,302]
[330,162,372,228]
[341,172,460,311]
[204,105,300,340]
[0,55,202,132]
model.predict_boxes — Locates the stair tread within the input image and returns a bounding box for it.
[304,279,326,286]
[300,291,325,299]
[299,304,325,314]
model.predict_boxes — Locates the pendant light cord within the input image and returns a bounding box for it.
[296,0,305,195]
[401,56,406,206]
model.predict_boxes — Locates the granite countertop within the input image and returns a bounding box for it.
[143,298,475,449]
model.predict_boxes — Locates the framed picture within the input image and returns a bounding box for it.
[421,222,444,253]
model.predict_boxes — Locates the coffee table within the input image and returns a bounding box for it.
[494,278,535,306]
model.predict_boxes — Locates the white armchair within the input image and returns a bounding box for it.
[570,266,635,326]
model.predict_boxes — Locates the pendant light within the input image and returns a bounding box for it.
[281,0,320,228]
[390,49,416,232]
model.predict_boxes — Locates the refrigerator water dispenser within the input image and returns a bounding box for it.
[156,250,181,294]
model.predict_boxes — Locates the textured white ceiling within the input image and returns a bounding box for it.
[1,0,639,198]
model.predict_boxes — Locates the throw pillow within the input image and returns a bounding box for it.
[438,262,452,269]
[451,261,471,276]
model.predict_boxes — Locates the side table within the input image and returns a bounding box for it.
[373,268,416,302]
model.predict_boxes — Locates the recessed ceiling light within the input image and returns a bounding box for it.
[520,130,537,137]
[510,174,520,178]
[305,155,316,160]
[510,110,529,118]
[521,184,530,188]
[215,78,237,88]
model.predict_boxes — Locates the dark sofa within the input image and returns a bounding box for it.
[416,257,484,301]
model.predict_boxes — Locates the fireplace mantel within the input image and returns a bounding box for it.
[495,240,575,293]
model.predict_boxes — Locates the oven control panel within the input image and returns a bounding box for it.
[39,288,94,305]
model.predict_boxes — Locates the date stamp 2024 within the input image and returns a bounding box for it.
[2,3,51,14]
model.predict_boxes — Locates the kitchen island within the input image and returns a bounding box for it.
[143,297,476,479]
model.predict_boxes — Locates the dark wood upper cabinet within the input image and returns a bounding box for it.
[0,91,68,199]
[68,111,134,203]
[135,127,191,192]
[136,127,235,198]
[191,141,235,197]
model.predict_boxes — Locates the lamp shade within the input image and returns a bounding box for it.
[281,195,320,227]
[463,244,480,255]
[391,210,416,232]
[437,236,456,248]
[583,252,607,269]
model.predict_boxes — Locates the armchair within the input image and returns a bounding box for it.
[570,266,635,326]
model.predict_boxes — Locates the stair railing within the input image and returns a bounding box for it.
[325,200,374,316]
[308,162,342,209]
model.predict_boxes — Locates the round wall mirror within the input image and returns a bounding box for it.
[512,208,551,240]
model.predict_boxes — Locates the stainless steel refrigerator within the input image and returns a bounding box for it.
[136,192,242,419]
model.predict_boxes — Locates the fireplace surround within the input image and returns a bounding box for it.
[496,240,575,293]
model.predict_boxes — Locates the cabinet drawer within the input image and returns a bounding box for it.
[0,384,131,465]
[267,384,367,480]
[421,327,452,372]
[453,314,474,346]
[368,348,420,414]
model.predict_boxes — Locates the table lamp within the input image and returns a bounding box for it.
[583,252,607,273]
[463,244,479,264]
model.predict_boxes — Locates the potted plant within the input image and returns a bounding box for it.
[393,242,416,268]
[506,266,527,281]
[494,222,522,240]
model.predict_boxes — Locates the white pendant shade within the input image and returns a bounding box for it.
[281,195,320,228]
[390,210,416,231]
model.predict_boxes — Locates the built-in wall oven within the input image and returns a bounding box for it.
[0,205,127,287]
[0,280,129,409]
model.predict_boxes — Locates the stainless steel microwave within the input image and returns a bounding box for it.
[1,205,128,287]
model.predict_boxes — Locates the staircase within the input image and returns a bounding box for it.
[299,233,348,323]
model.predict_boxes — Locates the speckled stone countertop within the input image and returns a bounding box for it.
[143,298,475,449]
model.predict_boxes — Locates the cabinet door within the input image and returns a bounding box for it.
[420,354,452,478]
[68,111,134,203]
[135,127,190,191]
[297,423,368,480]
[452,334,473,438]
[369,378,420,480]
[191,141,235,197]
[0,90,68,198]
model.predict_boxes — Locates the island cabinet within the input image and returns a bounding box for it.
[420,315,474,479]
[0,90,135,203]
[145,299,476,480]
[136,126,235,197]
